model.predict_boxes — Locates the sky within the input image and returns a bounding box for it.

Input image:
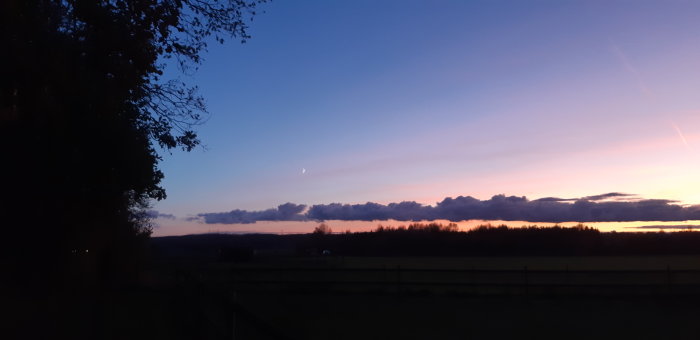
[153,1,700,236]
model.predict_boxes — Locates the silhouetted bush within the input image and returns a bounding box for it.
[313,223,333,235]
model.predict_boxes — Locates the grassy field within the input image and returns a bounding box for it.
[89,255,694,339]
[135,255,700,339]
[27,255,698,339]
[236,291,700,340]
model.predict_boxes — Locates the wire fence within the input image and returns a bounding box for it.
[185,266,700,296]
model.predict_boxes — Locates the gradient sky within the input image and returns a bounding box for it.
[154,1,700,235]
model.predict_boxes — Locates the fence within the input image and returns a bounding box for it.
[193,266,700,296]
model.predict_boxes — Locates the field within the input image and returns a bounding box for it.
[119,255,700,339]
[235,291,700,340]
[16,253,700,339]
[17,234,700,339]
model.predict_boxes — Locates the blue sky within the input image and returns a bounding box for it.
[154,1,700,235]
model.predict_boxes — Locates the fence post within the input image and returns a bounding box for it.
[382,264,387,291]
[667,265,671,294]
[278,267,284,293]
[523,266,529,296]
[397,265,402,295]
[469,266,475,294]
[231,290,238,340]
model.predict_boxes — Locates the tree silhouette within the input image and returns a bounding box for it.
[0,0,264,284]
[313,223,333,235]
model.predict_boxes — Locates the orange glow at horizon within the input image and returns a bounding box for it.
[153,218,700,237]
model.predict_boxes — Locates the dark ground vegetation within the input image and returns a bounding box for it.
[1,1,262,338]
[154,223,700,259]
[7,224,700,339]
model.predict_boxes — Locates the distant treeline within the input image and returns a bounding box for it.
[151,223,700,261]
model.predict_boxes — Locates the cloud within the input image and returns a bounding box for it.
[195,203,307,224]
[610,40,654,99]
[194,194,700,224]
[534,197,574,202]
[306,201,433,222]
[534,192,636,202]
[630,225,700,229]
[580,192,635,201]
[146,210,176,220]
[672,122,693,152]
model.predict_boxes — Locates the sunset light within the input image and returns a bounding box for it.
[147,1,700,234]
[8,1,700,338]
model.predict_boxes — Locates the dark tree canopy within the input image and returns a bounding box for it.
[0,0,264,281]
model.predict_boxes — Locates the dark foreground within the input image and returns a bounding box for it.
[48,284,699,340]
[11,256,700,339]
[8,230,700,339]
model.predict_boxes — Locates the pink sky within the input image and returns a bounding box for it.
[153,2,700,235]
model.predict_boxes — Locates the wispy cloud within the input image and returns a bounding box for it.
[610,40,654,99]
[539,192,637,202]
[672,121,693,152]
[146,210,176,220]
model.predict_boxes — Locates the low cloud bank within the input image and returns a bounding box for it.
[193,193,700,224]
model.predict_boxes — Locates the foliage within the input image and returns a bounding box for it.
[313,223,333,235]
[152,227,700,259]
[0,0,264,282]
[374,222,459,233]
